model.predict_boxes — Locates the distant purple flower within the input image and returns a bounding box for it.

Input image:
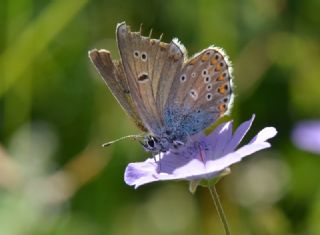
[292,121,320,154]
[125,115,277,189]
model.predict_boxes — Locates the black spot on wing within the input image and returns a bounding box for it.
[138,73,149,82]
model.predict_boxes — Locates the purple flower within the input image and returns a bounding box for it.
[125,115,277,189]
[292,121,320,154]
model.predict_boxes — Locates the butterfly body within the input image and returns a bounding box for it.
[89,22,233,153]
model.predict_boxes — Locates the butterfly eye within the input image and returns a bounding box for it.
[147,139,155,148]
[134,50,140,58]
[180,74,187,83]
[206,93,213,101]
[141,52,148,61]
[204,76,211,84]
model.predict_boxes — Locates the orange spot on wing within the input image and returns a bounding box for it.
[210,57,217,65]
[201,54,209,62]
[217,84,228,94]
[215,63,222,72]
[216,74,225,81]
[217,103,227,112]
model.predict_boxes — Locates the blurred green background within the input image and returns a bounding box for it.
[1,0,320,234]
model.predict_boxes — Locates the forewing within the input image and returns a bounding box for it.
[116,22,185,135]
[89,49,147,132]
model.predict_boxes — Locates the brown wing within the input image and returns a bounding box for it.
[116,22,185,135]
[89,49,147,132]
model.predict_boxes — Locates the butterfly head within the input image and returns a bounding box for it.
[142,134,185,153]
[141,136,160,152]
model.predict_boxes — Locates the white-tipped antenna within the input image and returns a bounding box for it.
[102,134,144,147]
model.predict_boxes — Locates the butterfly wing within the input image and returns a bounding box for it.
[89,49,148,132]
[90,23,233,148]
[116,22,185,135]
[165,47,233,136]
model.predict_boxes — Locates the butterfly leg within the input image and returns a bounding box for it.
[152,151,162,173]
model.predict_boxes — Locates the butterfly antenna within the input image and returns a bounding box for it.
[139,23,143,34]
[102,134,143,147]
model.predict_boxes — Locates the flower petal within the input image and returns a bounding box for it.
[124,159,158,188]
[223,114,255,154]
[212,122,233,159]
[204,121,233,160]
[124,156,210,188]
[249,127,277,144]
[291,121,320,154]
[205,126,277,173]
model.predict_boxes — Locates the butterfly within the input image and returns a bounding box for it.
[89,22,233,153]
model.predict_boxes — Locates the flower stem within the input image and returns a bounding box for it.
[207,184,231,235]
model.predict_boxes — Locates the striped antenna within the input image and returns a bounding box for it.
[102,134,143,147]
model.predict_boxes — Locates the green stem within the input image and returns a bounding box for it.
[207,184,231,235]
